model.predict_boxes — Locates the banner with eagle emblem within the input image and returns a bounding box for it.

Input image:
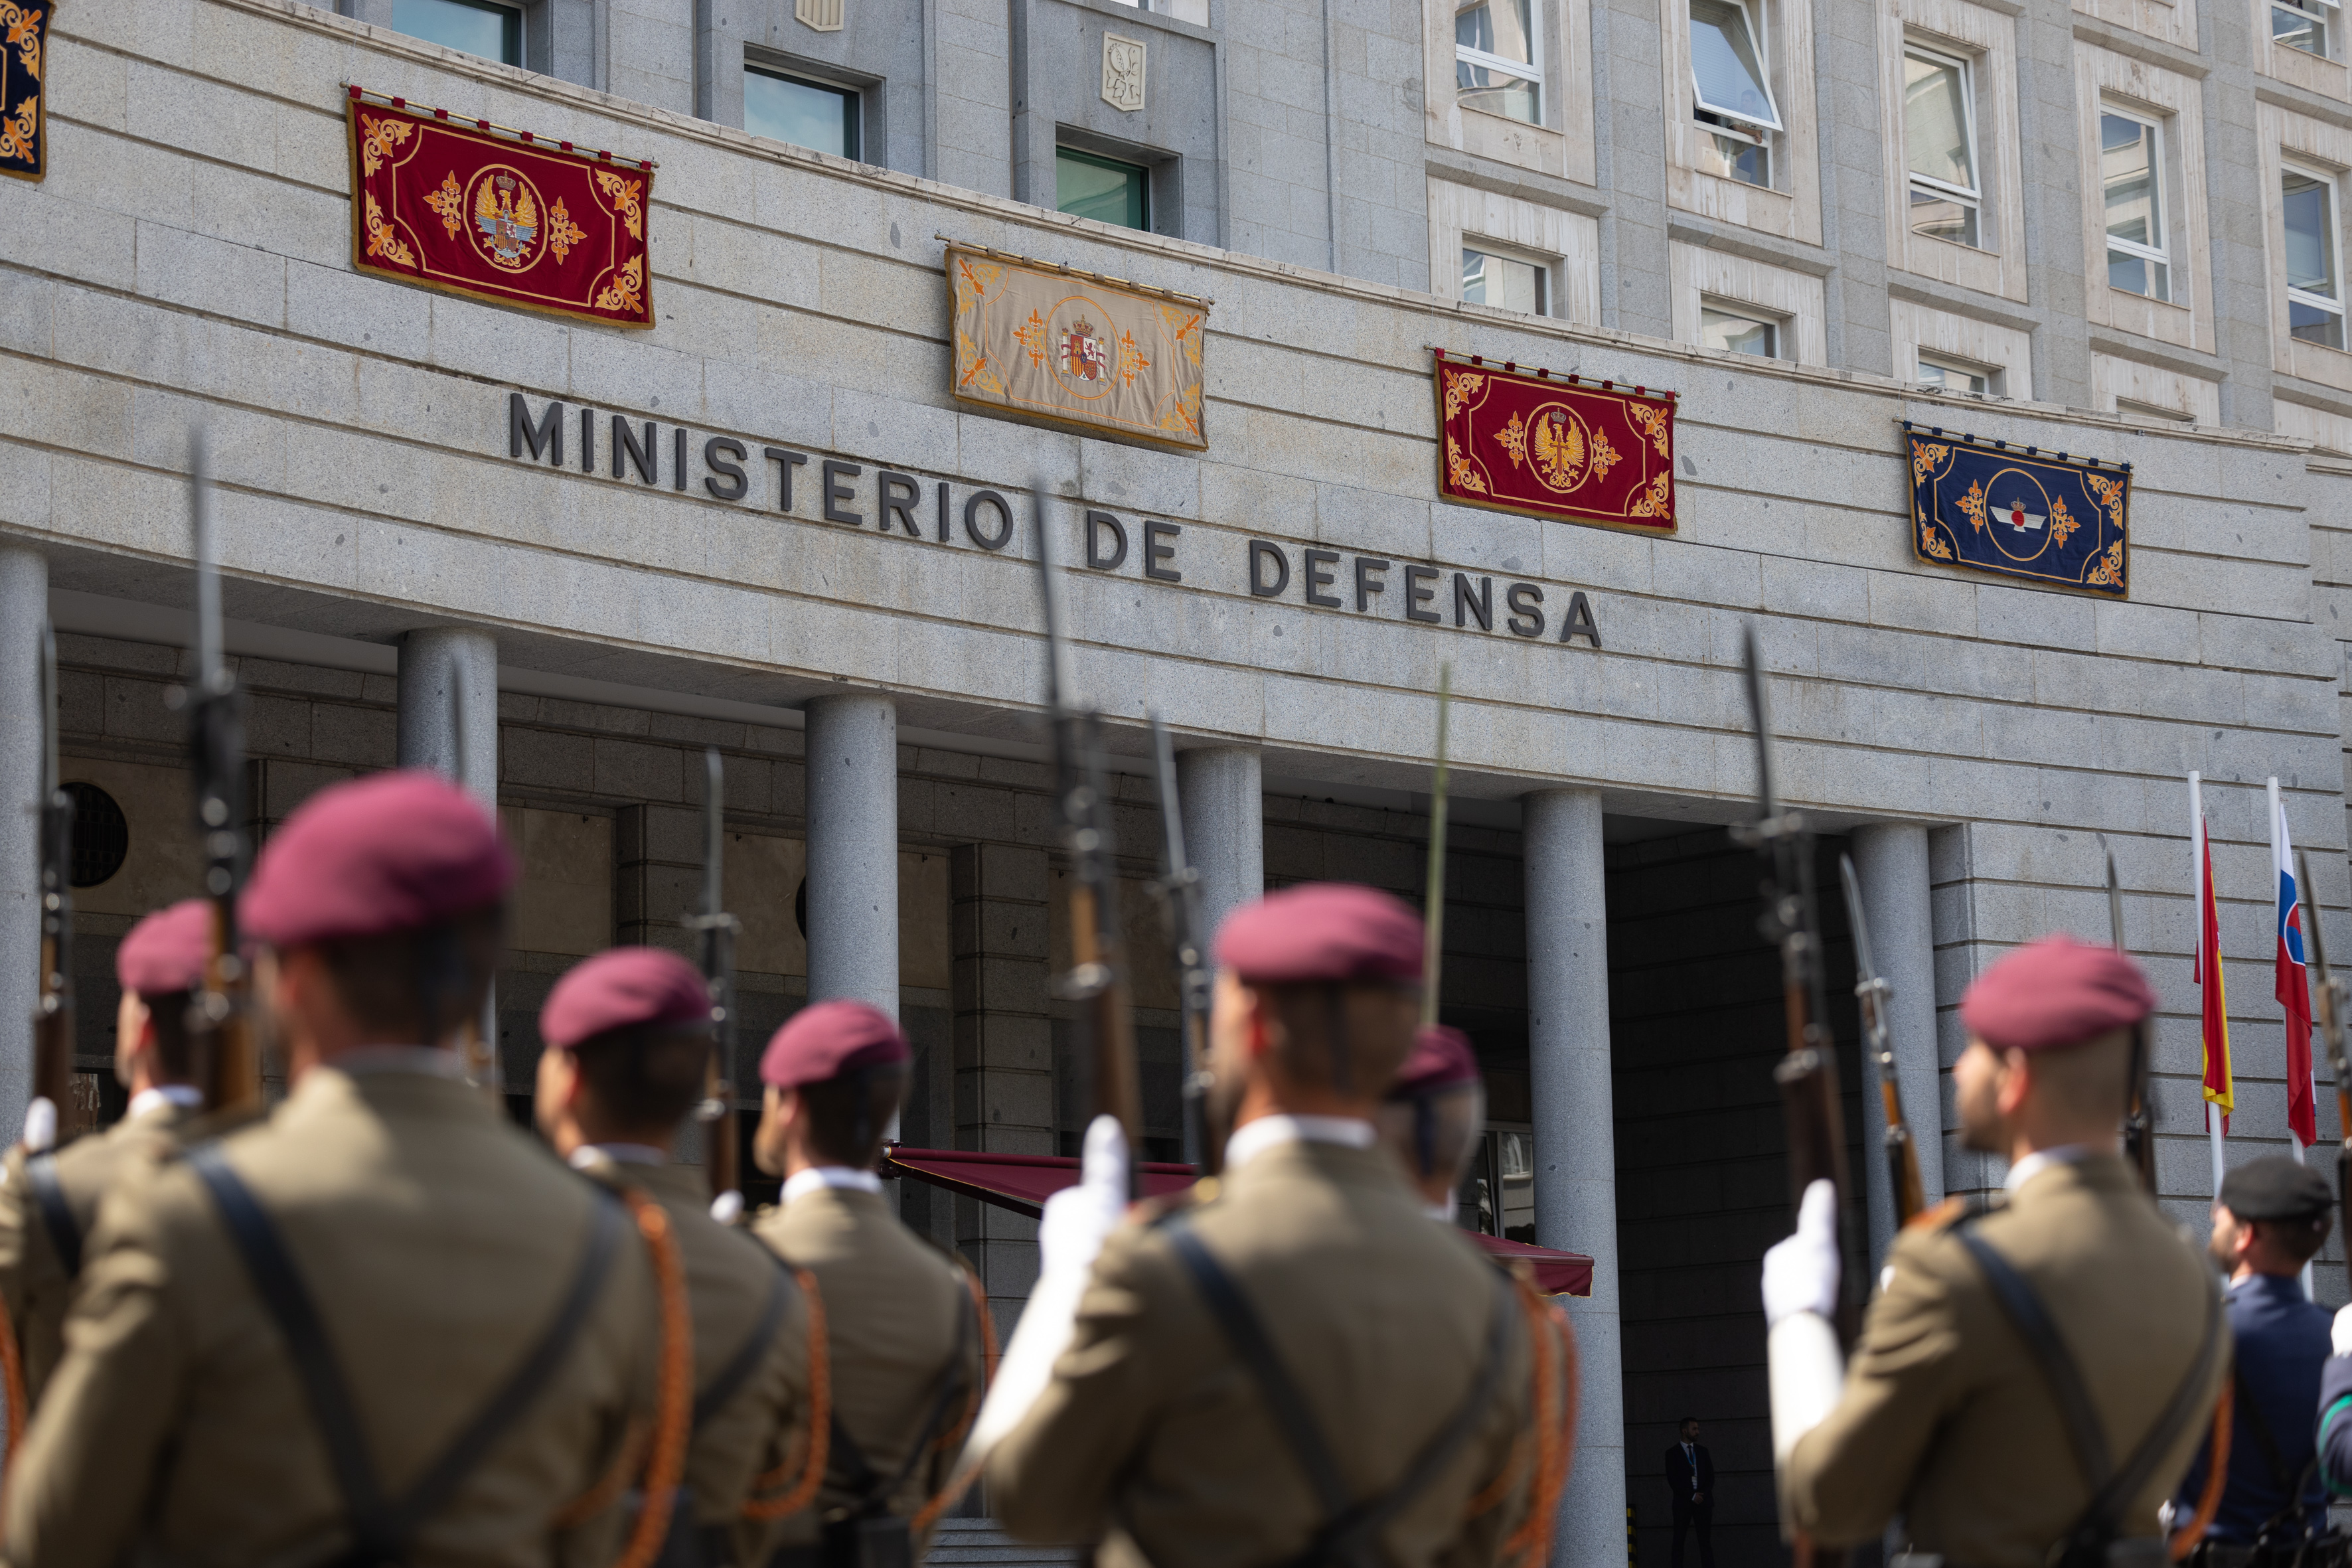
[344,88,655,329]
[1433,352,1678,534]
[947,243,1209,451]
[1904,422,2130,596]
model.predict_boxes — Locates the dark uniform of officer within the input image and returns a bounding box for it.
[3,770,663,1568]
[748,1001,984,1566]
[0,898,210,1407]
[536,945,821,1568]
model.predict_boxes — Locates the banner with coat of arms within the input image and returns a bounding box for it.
[1434,353,1678,534]
[948,244,1208,451]
[0,1,50,182]
[345,88,655,329]
[1905,423,2130,597]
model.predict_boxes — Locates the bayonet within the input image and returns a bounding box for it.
[2300,852,2348,1234]
[28,621,73,1148]
[1838,854,1922,1227]
[2104,838,2156,1193]
[691,747,742,1215]
[183,433,256,1115]
[1146,715,1214,1176]
[1422,665,1452,1028]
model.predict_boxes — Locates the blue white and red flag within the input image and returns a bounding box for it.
[2274,780,2317,1147]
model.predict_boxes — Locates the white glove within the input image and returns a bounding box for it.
[2332,1302,2352,1358]
[960,1115,1130,1468]
[709,1190,744,1225]
[22,1097,56,1155]
[1763,1180,1842,1328]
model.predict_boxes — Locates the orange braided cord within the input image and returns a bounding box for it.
[2168,1380,2233,1561]
[552,1425,645,1530]
[613,1190,692,1568]
[1500,1285,1577,1568]
[907,1266,997,1535]
[743,1267,830,1522]
[0,1281,29,1517]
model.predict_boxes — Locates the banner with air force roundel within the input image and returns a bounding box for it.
[1905,424,2131,597]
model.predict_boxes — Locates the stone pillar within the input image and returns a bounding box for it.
[0,544,44,1143]
[1176,746,1263,945]
[1523,787,1622,1567]
[397,628,499,1082]
[1849,824,1946,1267]
[804,694,900,1015]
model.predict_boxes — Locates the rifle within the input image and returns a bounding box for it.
[1032,481,1142,1200]
[2104,839,2157,1193]
[28,621,73,1148]
[1421,665,1452,1027]
[182,434,257,1115]
[690,747,742,1214]
[2298,851,2348,1233]
[1837,854,1922,1228]
[1146,716,1214,1176]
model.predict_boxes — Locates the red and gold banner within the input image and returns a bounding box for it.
[345,89,655,329]
[1434,352,1678,534]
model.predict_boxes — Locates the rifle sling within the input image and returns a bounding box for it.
[826,1277,977,1514]
[26,1152,81,1281]
[190,1144,624,1565]
[693,1261,791,1433]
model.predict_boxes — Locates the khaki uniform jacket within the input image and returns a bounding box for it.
[2,1058,659,1568]
[751,1184,980,1552]
[584,1157,815,1567]
[984,1139,1537,1568]
[1787,1152,2229,1568]
[0,1095,202,1407]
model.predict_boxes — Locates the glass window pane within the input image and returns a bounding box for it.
[1057,149,1150,230]
[2286,170,2337,298]
[1456,0,1536,66]
[390,0,518,64]
[1462,248,1545,313]
[745,70,859,160]
[2100,115,2160,250]
[1456,59,1541,122]
[2292,297,2346,347]
[1700,306,1777,356]
[1918,356,1988,393]
[1909,185,1980,247]
[1695,129,1769,187]
[1689,0,1778,129]
[1903,52,1974,191]
[2274,2,2327,54]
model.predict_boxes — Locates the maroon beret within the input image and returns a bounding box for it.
[759,1000,909,1091]
[1214,883,1425,986]
[1960,934,2157,1053]
[1390,1024,1480,1099]
[241,770,516,948]
[541,947,712,1052]
[116,899,214,998]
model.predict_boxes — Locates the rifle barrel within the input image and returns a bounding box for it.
[698,747,740,1207]
[1148,716,1215,1176]
[31,621,74,1142]
[1421,665,1451,1028]
[186,433,258,1115]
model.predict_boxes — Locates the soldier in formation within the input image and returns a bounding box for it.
[1373,1022,1486,1223]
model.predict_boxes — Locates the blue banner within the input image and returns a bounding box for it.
[1905,424,2130,597]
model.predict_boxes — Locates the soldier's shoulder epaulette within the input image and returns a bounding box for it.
[173,1100,270,1148]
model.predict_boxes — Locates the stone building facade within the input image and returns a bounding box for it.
[6,0,2352,1562]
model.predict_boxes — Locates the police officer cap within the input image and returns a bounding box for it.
[116,898,213,997]
[1958,934,2156,1053]
[1389,1024,1479,1100]
[1215,883,1424,986]
[2218,1155,2335,1222]
[759,1000,909,1091]
[241,770,516,949]
[540,947,712,1052]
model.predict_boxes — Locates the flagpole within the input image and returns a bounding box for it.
[2194,771,2225,1196]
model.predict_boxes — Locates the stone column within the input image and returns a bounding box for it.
[805,694,900,1015]
[1176,746,1263,945]
[0,543,44,1144]
[1849,824,1946,1267]
[1523,787,1622,1567]
[398,628,499,1083]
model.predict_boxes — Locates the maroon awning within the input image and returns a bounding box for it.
[882,1145,1593,1297]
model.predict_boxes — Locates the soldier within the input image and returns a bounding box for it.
[748,1000,984,1567]
[3,770,671,1568]
[536,945,823,1567]
[1372,1023,1484,1221]
[0,898,211,1408]
[979,882,1575,1568]
[1768,935,2229,1568]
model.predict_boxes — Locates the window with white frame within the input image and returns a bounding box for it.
[2284,164,2345,348]
[1456,0,1543,125]
[1461,244,1550,313]
[1917,351,1997,392]
[2272,0,2334,58]
[1699,301,1781,356]
[1689,0,1779,189]
[2100,110,2169,302]
[1904,46,1980,248]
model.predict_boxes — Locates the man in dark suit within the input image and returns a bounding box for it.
[1666,1415,1716,1568]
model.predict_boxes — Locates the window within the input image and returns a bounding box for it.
[1905,47,1980,248]
[2117,397,2193,422]
[2100,112,2169,302]
[1700,303,1779,356]
[2284,165,2345,348]
[1461,246,1548,313]
[1689,0,1779,188]
[745,68,860,160]
[390,0,520,64]
[1917,352,1994,392]
[2273,0,2334,58]
[1058,148,1150,230]
[1456,0,1543,124]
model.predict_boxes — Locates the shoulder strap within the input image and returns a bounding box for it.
[828,1267,979,1514]
[191,1144,625,1565]
[27,1153,82,1281]
[2234,1360,2298,1496]
[694,1262,793,1433]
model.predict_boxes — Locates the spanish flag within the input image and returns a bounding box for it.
[2191,773,2233,1146]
